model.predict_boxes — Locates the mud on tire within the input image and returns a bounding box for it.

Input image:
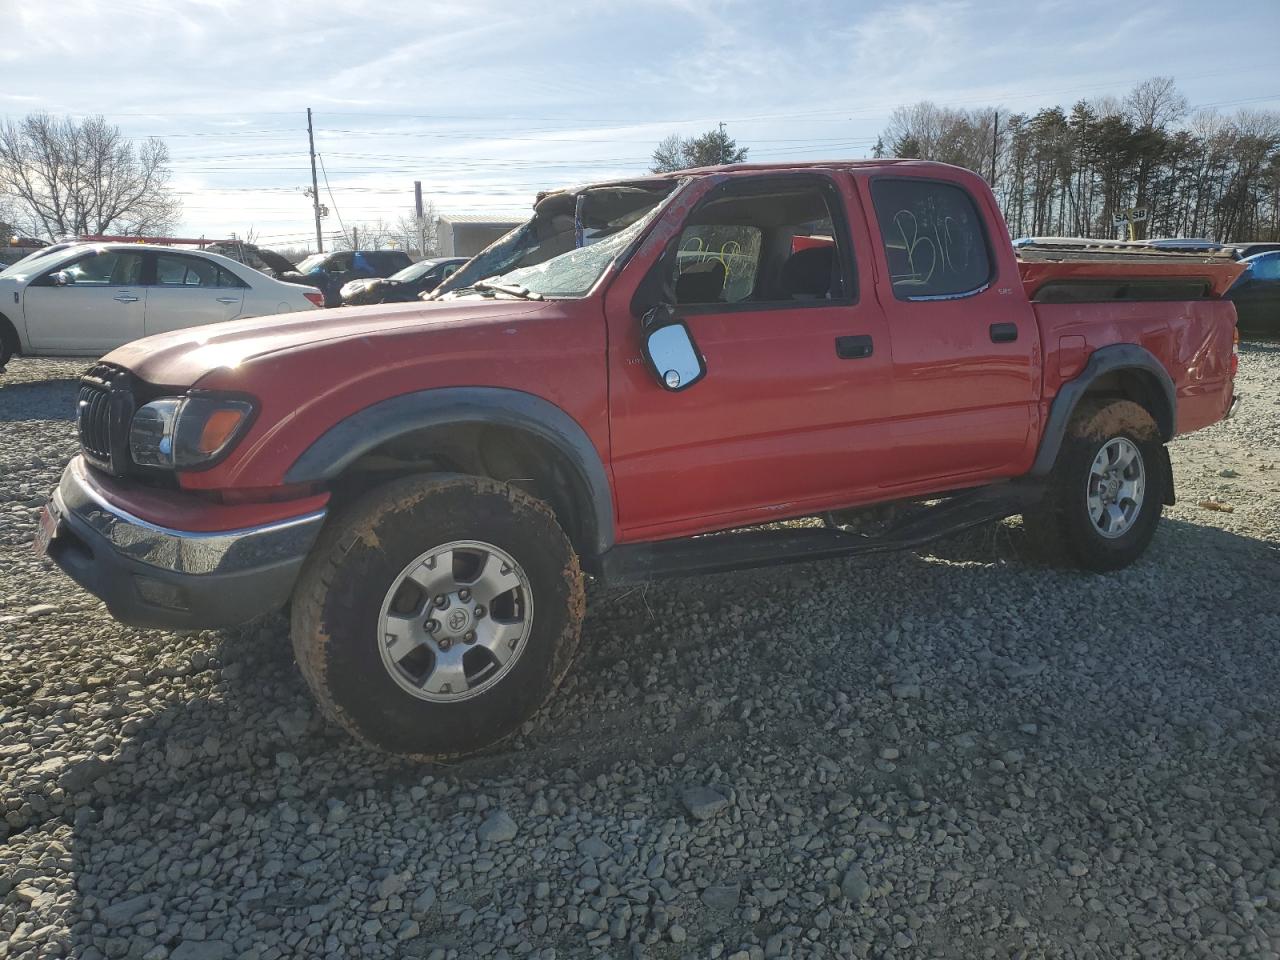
[1022,398,1168,572]
[290,475,585,759]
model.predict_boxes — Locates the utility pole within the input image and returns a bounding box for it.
[352,226,358,250]
[414,180,425,256]
[990,111,999,187]
[718,121,727,164]
[307,108,324,253]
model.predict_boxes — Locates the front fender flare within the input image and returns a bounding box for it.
[284,387,615,556]
[1030,343,1176,476]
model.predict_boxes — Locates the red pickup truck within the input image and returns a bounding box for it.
[38,161,1242,759]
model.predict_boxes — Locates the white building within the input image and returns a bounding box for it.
[435,214,523,258]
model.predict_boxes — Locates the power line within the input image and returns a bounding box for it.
[315,151,348,246]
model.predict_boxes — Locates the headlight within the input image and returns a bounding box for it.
[129,396,254,469]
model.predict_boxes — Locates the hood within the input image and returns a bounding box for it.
[105,298,550,387]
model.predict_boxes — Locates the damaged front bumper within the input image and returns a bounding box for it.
[38,457,326,630]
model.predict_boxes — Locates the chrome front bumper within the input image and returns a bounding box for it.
[55,457,325,576]
[42,457,326,630]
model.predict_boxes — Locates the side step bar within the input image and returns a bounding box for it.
[597,482,1044,587]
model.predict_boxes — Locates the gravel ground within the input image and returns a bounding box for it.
[1,347,1278,960]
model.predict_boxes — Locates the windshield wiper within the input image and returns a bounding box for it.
[472,280,544,301]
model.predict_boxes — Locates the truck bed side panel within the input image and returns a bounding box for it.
[1033,299,1237,436]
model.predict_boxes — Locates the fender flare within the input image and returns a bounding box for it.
[284,387,615,556]
[1029,343,1176,476]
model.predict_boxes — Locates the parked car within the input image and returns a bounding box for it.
[1227,250,1280,335]
[0,243,322,369]
[295,249,413,306]
[38,161,1242,760]
[1,240,85,275]
[339,257,468,306]
[1229,242,1280,260]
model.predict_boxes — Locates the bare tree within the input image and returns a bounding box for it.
[650,127,749,173]
[333,218,397,251]
[1124,76,1188,131]
[0,113,180,240]
[883,102,1001,181]
[397,199,439,259]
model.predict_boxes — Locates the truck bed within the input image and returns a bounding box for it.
[1017,240,1246,302]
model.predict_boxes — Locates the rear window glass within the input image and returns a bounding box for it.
[871,179,991,299]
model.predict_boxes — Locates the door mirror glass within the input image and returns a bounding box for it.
[50,270,71,287]
[644,321,705,391]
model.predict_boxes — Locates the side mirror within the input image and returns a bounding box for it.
[643,314,706,392]
[50,271,71,287]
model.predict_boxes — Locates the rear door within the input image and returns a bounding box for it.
[21,249,147,354]
[607,173,895,540]
[144,253,245,336]
[860,172,1038,485]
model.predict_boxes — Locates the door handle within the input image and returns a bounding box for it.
[990,323,1018,343]
[835,334,873,359]
[113,294,139,303]
[215,296,239,304]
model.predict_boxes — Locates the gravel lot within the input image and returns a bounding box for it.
[2,347,1278,960]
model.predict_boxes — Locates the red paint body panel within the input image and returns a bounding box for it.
[73,457,330,532]
[1019,259,1246,299]
[90,160,1238,546]
[1034,298,1237,434]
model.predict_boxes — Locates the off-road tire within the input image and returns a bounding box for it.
[291,475,585,759]
[1022,399,1167,572]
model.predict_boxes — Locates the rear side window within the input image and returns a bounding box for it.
[217,266,248,288]
[155,254,218,287]
[871,179,991,299]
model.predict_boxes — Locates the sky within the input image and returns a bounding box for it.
[1,0,1277,251]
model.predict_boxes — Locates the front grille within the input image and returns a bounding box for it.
[77,381,112,463]
[77,363,134,475]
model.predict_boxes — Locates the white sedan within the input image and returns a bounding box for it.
[0,243,322,369]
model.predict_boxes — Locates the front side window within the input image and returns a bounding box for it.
[871,178,991,299]
[667,180,853,308]
[677,226,762,304]
[52,250,145,286]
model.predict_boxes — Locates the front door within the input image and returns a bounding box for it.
[22,249,147,355]
[860,172,1038,485]
[144,252,246,336]
[607,173,895,542]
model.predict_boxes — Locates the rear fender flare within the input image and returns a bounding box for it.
[284,387,615,556]
[1030,343,1176,476]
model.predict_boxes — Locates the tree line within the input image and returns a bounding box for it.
[876,77,1280,242]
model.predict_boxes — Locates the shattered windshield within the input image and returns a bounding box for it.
[487,213,655,298]
[435,181,676,298]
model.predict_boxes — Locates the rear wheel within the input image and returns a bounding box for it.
[291,475,585,759]
[1022,399,1167,572]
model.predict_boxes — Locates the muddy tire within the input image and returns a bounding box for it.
[1022,399,1167,572]
[291,475,585,759]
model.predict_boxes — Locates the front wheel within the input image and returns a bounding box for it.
[291,475,585,759]
[1022,399,1167,572]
